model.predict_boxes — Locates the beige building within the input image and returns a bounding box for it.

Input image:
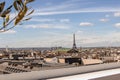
[81,58,103,65]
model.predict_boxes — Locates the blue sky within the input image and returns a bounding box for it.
[0,0,120,48]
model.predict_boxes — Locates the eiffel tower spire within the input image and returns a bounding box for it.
[67,34,78,53]
[73,33,77,49]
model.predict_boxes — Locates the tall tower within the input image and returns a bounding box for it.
[72,33,77,49]
[67,33,78,53]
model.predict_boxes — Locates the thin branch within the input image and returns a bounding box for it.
[0,27,4,30]
[0,25,15,32]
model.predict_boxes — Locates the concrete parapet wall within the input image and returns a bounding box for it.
[0,62,120,80]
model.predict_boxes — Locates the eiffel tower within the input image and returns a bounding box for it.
[72,33,77,49]
[67,34,78,53]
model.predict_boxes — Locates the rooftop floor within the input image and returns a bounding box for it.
[49,68,120,80]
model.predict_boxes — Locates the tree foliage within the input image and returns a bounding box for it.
[0,0,35,32]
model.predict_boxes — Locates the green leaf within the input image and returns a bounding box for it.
[13,1,19,11]
[7,5,13,10]
[3,21,6,28]
[15,6,28,25]
[5,14,10,23]
[25,0,35,4]
[17,0,24,7]
[0,2,5,13]
[1,8,11,17]
[28,0,35,3]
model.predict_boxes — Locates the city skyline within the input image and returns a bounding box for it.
[0,0,120,48]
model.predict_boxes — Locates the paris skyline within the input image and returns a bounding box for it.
[0,0,120,48]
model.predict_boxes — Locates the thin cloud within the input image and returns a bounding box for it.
[2,30,16,34]
[80,22,94,26]
[60,19,70,23]
[32,0,120,16]
[99,18,109,22]
[114,12,120,17]
[24,24,69,29]
[30,18,70,23]
[32,7,120,16]
[30,18,55,22]
[76,30,83,34]
[115,23,120,27]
